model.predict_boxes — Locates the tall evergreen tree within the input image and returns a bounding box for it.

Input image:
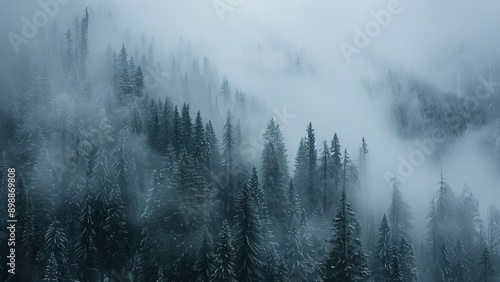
[390,248,403,282]
[194,226,215,282]
[453,240,470,282]
[323,187,370,281]
[233,182,266,281]
[398,237,418,282]
[304,122,318,215]
[373,214,392,281]
[330,133,342,206]
[439,242,453,282]
[388,177,412,244]
[222,111,237,219]
[478,247,496,282]
[213,220,237,282]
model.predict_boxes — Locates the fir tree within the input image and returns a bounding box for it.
[42,220,68,280]
[233,182,266,281]
[222,111,237,219]
[323,187,370,281]
[330,133,342,206]
[453,240,470,282]
[479,247,495,282]
[390,247,403,282]
[195,226,215,282]
[318,140,334,217]
[373,214,392,281]
[304,122,318,215]
[43,252,61,282]
[388,177,412,244]
[398,237,418,282]
[439,242,453,282]
[213,220,237,282]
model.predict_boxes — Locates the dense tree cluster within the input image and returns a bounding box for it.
[0,7,499,282]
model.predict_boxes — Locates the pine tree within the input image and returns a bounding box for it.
[79,7,89,77]
[330,133,342,207]
[358,137,368,183]
[195,226,215,282]
[398,237,418,282]
[76,183,99,282]
[213,220,237,282]
[294,138,308,210]
[261,140,287,233]
[373,214,392,281]
[180,103,193,152]
[206,120,221,174]
[222,111,237,219]
[478,247,496,282]
[390,247,403,282]
[43,252,61,282]
[453,240,470,282]
[220,76,230,107]
[42,220,68,280]
[103,184,129,278]
[439,242,453,282]
[304,122,318,215]
[323,187,370,281]
[233,182,266,281]
[118,44,132,101]
[388,177,412,244]
[486,205,500,263]
[128,107,145,134]
[318,140,334,217]
[284,181,309,280]
[146,99,160,149]
[134,66,145,96]
[192,111,210,180]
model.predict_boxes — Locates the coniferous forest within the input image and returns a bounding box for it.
[1,4,500,282]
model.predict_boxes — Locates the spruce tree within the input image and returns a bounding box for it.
[318,140,334,217]
[453,240,470,282]
[195,226,215,282]
[42,220,69,280]
[213,220,237,282]
[330,133,342,206]
[398,237,418,282]
[233,182,266,281]
[439,242,453,282]
[323,187,370,281]
[390,247,403,282]
[373,213,392,281]
[479,247,495,282]
[388,177,412,244]
[304,122,318,215]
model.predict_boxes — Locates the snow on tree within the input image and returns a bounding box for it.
[194,225,215,282]
[323,186,370,281]
[233,181,266,281]
[388,177,412,244]
[453,240,470,282]
[439,242,453,282]
[373,213,392,281]
[213,220,237,282]
[398,237,418,282]
[390,247,403,282]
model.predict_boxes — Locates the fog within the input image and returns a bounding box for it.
[89,0,500,220]
[1,0,500,280]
